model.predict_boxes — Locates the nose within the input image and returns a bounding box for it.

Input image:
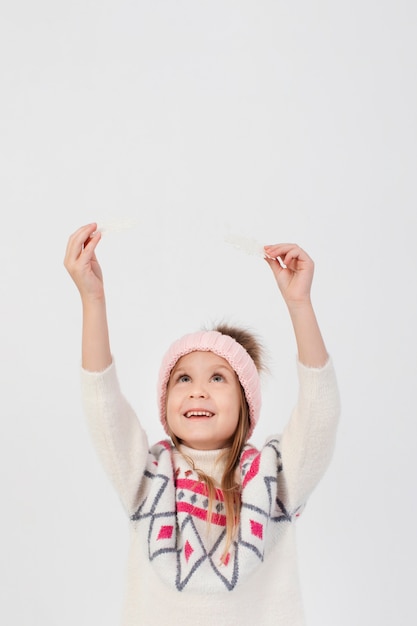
[189,382,208,398]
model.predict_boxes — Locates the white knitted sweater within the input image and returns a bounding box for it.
[81,359,340,625]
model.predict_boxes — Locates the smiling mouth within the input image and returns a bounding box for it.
[184,411,214,418]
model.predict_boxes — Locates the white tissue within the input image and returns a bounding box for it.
[224,232,287,267]
[224,233,266,258]
[97,218,138,235]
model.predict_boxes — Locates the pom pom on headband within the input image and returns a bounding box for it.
[158,330,262,440]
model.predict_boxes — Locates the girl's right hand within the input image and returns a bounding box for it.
[64,223,104,301]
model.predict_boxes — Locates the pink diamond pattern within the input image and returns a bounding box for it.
[250,519,264,539]
[184,540,194,563]
[157,525,174,540]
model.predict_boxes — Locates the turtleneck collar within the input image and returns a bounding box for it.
[173,444,231,484]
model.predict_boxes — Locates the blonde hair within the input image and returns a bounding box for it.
[169,323,265,563]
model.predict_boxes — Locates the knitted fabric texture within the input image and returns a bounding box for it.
[157,330,262,439]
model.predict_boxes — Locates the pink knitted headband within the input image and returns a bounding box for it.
[158,330,262,440]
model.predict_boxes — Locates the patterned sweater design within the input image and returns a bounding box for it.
[81,358,340,625]
[130,437,299,592]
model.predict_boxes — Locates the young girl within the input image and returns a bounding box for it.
[64,223,340,626]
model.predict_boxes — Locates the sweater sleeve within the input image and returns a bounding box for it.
[80,360,150,516]
[279,357,340,512]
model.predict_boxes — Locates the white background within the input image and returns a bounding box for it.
[1,1,416,624]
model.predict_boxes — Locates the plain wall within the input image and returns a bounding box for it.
[1,1,416,624]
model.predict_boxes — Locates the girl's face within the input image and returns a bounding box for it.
[166,351,242,450]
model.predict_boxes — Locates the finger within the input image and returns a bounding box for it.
[70,223,98,249]
[82,230,101,257]
[264,244,311,268]
[68,223,97,251]
[264,244,301,270]
[64,223,98,266]
[283,247,313,271]
[264,243,300,257]
[265,252,288,269]
[263,255,286,276]
[283,248,302,269]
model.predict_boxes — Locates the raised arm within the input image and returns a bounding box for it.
[264,244,339,510]
[263,243,328,368]
[64,224,150,514]
[64,223,112,371]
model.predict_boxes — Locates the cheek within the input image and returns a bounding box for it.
[165,390,180,423]
[165,401,177,438]
[165,397,173,423]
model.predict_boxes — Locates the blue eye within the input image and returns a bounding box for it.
[211,374,224,382]
[178,374,190,383]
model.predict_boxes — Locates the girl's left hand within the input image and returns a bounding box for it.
[264,243,314,306]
